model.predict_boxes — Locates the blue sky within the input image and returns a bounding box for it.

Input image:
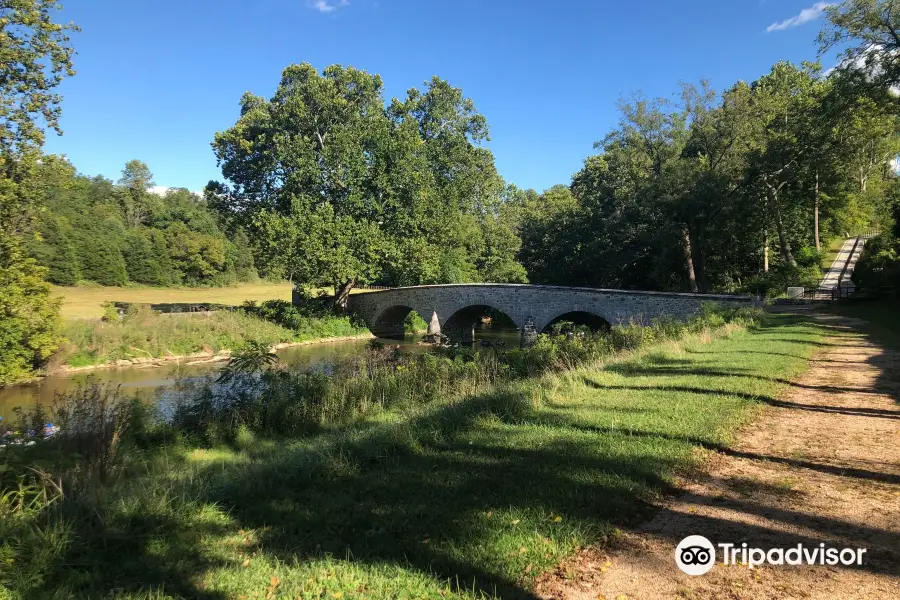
[44,1,842,194]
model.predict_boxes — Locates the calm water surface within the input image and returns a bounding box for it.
[0,325,521,417]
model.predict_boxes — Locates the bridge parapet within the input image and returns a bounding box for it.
[316,284,759,346]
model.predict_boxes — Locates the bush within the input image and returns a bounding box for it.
[794,246,823,268]
[852,233,900,291]
[174,305,763,442]
[0,254,64,385]
[741,263,822,298]
[50,384,145,483]
[240,298,368,341]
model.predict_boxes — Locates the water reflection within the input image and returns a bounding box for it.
[1,322,523,417]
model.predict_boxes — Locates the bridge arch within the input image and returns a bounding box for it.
[441,303,522,345]
[333,283,758,347]
[371,305,431,340]
[540,310,611,335]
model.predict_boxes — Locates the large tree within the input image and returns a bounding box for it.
[0,0,76,384]
[819,0,900,91]
[209,63,520,306]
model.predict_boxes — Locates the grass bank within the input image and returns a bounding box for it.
[56,302,370,369]
[821,236,848,270]
[0,311,824,599]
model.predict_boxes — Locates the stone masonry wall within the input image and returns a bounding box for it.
[334,284,759,341]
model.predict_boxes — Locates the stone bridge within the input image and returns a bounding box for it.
[308,284,758,346]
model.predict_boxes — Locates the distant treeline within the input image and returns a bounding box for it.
[27,158,256,287]
[509,63,900,298]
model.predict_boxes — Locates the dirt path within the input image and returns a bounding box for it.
[537,314,900,600]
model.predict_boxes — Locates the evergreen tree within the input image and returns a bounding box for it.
[123,230,165,285]
[77,234,128,286]
[228,228,257,282]
[49,224,81,285]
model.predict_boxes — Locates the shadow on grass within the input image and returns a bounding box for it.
[599,365,900,418]
[26,508,233,599]
[191,389,676,599]
[25,309,899,597]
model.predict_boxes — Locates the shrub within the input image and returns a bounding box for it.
[741,263,822,298]
[100,301,120,323]
[852,233,900,291]
[241,298,368,341]
[0,254,64,385]
[50,384,145,483]
[173,304,762,442]
[794,246,822,268]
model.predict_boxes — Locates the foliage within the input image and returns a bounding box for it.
[26,159,258,287]
[0,0,76,385]
[58,300,369,368]
[59,305,298,367]
[209,64,525,302]
[217,340,281,384]
[514,61,899,294]
[0,250,63,385]
[240,297,369,339]
[852,232,900,290]
[173,305,763,439]
[818,0,900,91]
[0,311,827,599]
[49,383,144,482]
[743,264,823,299]
[404,310,428,333]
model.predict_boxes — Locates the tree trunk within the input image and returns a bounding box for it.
[763,230,769,273]
[682,227,699,293]
[333,279,356,312]
[690,228,709,292]
[814,168,820,252]
[769,186,797,267]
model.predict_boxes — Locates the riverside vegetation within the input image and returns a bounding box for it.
[5,0,900,384]
[55,296,382,369]
[0,306,832,598]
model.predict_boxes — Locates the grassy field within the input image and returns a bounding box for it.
[1,313,826,598]
[52,282,296,319]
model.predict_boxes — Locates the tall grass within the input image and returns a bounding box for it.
[58,302,369,368]
[2,303,793,599]
[170,304,763,442]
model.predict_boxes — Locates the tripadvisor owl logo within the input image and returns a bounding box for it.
[674,535,868,575]
[675,535,716,575]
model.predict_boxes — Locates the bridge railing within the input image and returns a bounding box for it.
[835,236,862,290]
[355,284,395,291]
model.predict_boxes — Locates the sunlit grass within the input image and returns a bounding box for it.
[52,282,376,319]
[2,314,825,598]
[52,282,297,319]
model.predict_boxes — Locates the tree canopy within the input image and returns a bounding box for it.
[513,61,899,297]
[208,63,525,305]
[0,0,76,384]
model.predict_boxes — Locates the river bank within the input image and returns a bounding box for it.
[53,332,376,376]
[0,308,829,598]
[55,303,370,368]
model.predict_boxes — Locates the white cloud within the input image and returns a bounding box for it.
[308,0,349,13]
[766,2,834,32]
